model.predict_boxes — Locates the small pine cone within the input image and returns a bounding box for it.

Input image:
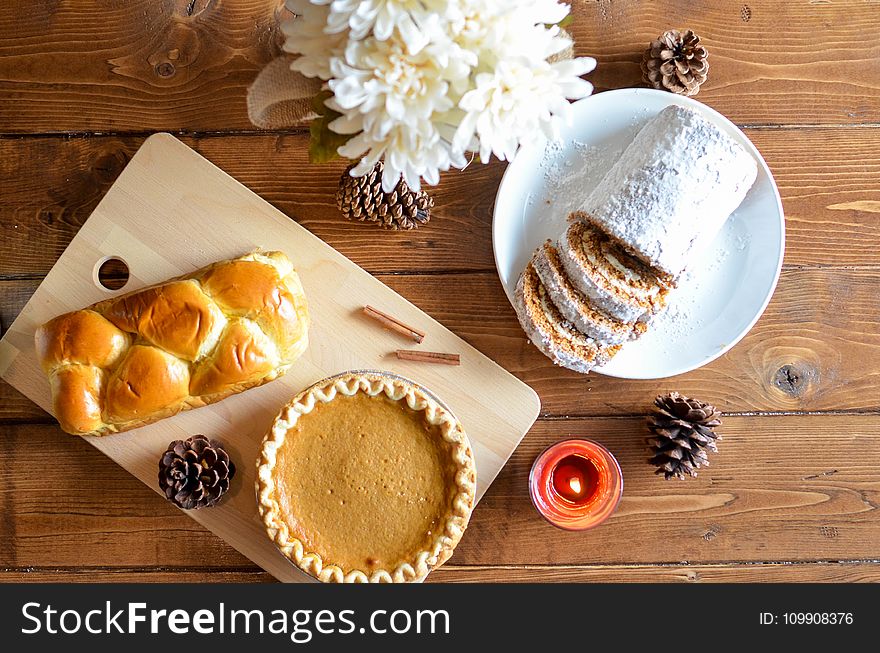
[641,29,709,97]
[647,392,722,480]
[158,435,235,509]
[336,161,433,230]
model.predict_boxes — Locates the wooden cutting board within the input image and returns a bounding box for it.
[0,133,540,582]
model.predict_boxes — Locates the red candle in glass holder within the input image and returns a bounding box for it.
[529,439,623,531]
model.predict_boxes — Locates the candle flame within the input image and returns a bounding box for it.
[569,476,582,496]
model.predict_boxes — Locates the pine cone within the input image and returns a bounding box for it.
[158,435,235,509]
[641,29,709,97]
[647,392,722,480]
[336,161,433,230]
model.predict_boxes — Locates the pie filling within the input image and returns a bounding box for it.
[273,391,457,573]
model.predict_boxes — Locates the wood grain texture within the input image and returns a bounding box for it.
[464,415,880,565]
[2,0,879,584]
[397,268,880,415]
[0,134,504,277]
[0,569,276,583]
[2,1,879,132]
[0,0,286,134]
[3,414,879,569]
[4,263,880,419]
[573,0,880,125]
[3,563,880,583]
[2,128,880,277]
[431,563,880,583]
[0,425,251,569]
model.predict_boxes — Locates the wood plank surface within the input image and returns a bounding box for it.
[1,1,879,132]
[5,263,880,418]
[2,0,879,584]
[3,562,880,583]
[0,0,286,134]
[2,415,879,569]
[0,134,504,276]
[2,128,880,279]
[431,563,880,583]
[576,0,880,126]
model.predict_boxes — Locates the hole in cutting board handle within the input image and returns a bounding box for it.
[93,256,130,291]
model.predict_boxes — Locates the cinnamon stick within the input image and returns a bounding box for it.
[396,350,461,366]
[363,305,426,343]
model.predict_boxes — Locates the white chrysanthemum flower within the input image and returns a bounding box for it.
[453,55,596,162]
[453,12,596,162]
[323,0,448,54]
[282,0,347,80]
[282,0,596,189]
[328,31,473,190]
[509,0,570,29]
[446,0,568,65]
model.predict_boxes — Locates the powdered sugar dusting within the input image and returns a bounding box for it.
[652,270,705,349]
[538,139,624,223]
[579,105,758,278]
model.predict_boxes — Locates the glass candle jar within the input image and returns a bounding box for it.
[529,439,623,531]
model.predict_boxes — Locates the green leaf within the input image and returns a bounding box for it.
[545,14,573,30]
[310,89,333,115]
[308,90,355,164]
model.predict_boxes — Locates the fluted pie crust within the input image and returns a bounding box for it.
[256,371,476,583]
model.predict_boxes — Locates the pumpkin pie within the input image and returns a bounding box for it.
[256,371,476,583]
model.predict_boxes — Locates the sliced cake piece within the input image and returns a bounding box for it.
[514,261,620,374]
[557,220,674,324]
[533,241,647,346]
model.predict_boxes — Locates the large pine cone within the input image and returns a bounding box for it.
[336,161,433,230]
[647,392,722,480]
[641,29,709,97]
[158,435,235,509]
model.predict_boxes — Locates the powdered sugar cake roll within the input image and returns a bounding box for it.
[571,104,758,278]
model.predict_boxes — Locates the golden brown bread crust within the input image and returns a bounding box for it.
[48,366,105,435]
[100,281,225,361]
[200,259,304,355]
[35,310,129,373]
[104,345,191,423]
[35,251,310,436]
[189,320,279,397]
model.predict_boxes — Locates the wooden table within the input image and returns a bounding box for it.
[1,1,879,584]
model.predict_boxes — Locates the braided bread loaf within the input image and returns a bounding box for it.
[35,251,309,436]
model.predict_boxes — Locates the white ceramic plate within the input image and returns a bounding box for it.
[493,88,785,379]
